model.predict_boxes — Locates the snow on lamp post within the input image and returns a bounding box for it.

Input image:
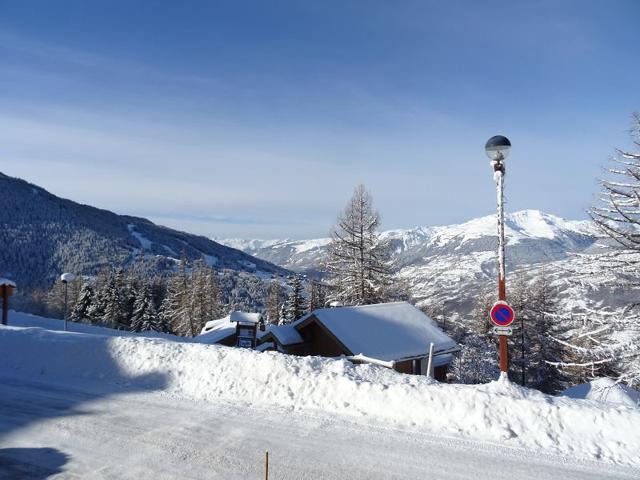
[60,273,76,332]
[485,135,512,375]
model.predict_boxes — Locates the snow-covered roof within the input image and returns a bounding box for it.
[256,342,275,352]
[563,378,639,407]
[307,302,458,362]
[262,323,304,346]
[0,278,16,287]
[230,311,262,324]
[197,315,235,344]
[201,316,231,334]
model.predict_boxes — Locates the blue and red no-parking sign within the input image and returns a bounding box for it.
[489,301,515,327]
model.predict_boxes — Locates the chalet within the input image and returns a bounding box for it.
[198,311,263,347]
[258,302,459,380]
[199,315,236,346]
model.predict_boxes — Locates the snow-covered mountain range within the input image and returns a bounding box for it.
[220,210,613,315]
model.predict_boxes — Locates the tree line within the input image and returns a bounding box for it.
[43,254,335,335]
[45,258,223,336]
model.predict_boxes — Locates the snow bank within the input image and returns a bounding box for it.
[8,311,189,341]
[563,378,639,407]
[1,325,639,467]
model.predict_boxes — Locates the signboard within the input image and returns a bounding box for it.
[492,326,513,336]
[489,301,515,327]
[239,327,254,337]
[235,322,258,349]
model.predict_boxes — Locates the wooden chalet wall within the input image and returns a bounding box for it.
[297,318,349,357]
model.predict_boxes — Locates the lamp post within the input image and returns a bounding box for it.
[485,135,511,374]
[441,300,448,332]
[60,273,76,331]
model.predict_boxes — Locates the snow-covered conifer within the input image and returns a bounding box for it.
[160,256,190,336]
[325,184,390,306]
[70,281,94,323]
[282,276,305,324]
[451,291,498,383]
[101,271,126,330]
[130,283,161,332]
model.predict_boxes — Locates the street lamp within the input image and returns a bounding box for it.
[485,135,511,375]
[60,272,76,332]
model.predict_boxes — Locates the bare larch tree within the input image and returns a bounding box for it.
[557,113,640,388]
[325,184,390,306]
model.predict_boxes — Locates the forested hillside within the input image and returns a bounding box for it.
[0,172,288,291]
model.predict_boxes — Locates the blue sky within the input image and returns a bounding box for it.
[1,1,639,238]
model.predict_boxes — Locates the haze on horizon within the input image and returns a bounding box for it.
[1,1,639,239]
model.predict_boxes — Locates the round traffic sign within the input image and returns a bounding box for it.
[489,301,515,327]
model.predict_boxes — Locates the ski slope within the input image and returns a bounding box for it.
[0,319,639,478]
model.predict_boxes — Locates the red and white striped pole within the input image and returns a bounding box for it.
[486,135,512,375]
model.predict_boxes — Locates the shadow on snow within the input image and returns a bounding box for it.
[0,326,168,478]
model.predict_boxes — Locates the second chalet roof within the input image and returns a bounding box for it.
[261,323,304,345]
[197,315,235,344]
[306,302,458,362]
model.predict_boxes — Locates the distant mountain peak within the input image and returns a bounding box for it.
[218,209,604,309]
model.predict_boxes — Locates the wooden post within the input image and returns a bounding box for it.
[265,451,269,480]
[1,286,7,326]
[499,335,508,373]
[498,276,508,374]
[426,342,434,378]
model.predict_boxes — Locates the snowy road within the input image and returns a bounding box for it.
[0,378,637,480]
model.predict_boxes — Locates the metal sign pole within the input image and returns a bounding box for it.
[495,158,508,374]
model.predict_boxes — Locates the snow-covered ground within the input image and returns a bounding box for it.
[563,378,640,407]
[2,378,637,480]
[0,317,639,478]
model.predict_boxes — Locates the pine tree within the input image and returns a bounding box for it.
[120,271,139,323]
[494,271,568,392]
[130,283,162,332]
[70,282,94,323]
[325,184,390,306]
[101,271,124,329]
[87,284,107,325]
[160,256,190,336]
[528,270,567,393]
[282,276,305,324]
[451,290,498,384]
[278,303,287,325]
